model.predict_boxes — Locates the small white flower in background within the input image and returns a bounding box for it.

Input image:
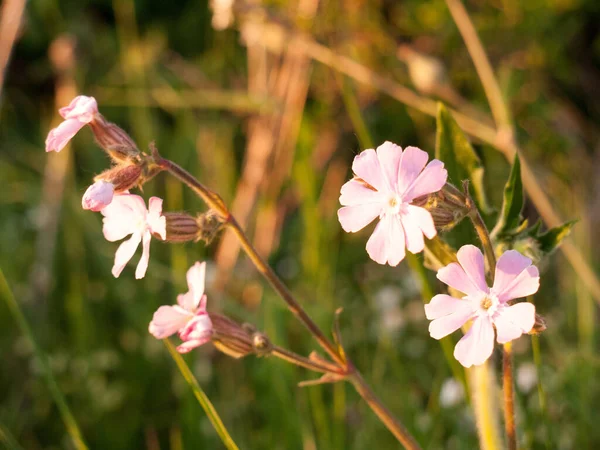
[439,378,464,408]
[516,362,538,393]
[210,0,234,30]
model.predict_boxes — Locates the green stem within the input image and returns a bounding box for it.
[0,268,88,450]
[0,421,25,450]
[164,339,239,450]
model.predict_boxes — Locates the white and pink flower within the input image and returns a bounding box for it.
[425,245,539,368]
[45,96,98,152]
[338,141,447,266]
[149,262,213,353]
[101,194,166,279]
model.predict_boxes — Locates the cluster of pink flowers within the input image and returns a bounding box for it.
[338,142,539,367]
[45,96,541,363]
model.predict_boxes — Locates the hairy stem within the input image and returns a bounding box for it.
[271,345,342,374]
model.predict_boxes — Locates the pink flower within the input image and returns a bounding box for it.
[338,142,447,266]
[425,245,539,368]
[82,180,115,211]
[101,194,166,279]
[45,96,98,152]
[149,262,213,353]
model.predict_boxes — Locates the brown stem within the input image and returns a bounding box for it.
[349,371,422,450]
[466,192,497,276]
[503,342,516,450]
[271,345,342,374]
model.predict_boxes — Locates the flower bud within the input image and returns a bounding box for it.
[82,180,114,211]
[96,163,144,193]
[415,183,470,231]
[88,114,140,161]
[164,213,201,243]
[210,314,255,359]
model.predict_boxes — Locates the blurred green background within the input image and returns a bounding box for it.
[1,0,600,448]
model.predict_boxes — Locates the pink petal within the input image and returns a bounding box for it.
[437,262,483,298]
[425,294,471,320]
[148,305,193,339]
[45,119,85,152]
[493,250,532,294]
[177,337,211,354]
[147,196,166,239]
[400,205,436,254]
[82,181,114,211]
[102,194,147,241]
[179,314,213,342]
[366,214,406,266]
[186,262,206,309]
[338,203,382,233]
[402,160,447,202]
[59,95,98,122]
[375,141,403,192]
[111,233,142,278]
[456,245,489,295]
[453,316,495,368]
[494,302,536,344]
[135,231,152,279]
[339,179,384,206]
[428,297,476,339]
[397,146,429,195]
[495,264,539,303]
[351,149,387,192]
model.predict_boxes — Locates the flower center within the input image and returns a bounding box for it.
[387,195,402,214]
[480,297,493,310]
[478,292,500,316]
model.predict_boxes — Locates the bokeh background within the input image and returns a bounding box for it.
[1,0,600,448]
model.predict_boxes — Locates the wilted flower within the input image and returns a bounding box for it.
[82,180,115,212]
[425,245,539,368]
[101,194,166,279]
[149,262,213,353]
[338,141,447,266]
[45,96,98,152]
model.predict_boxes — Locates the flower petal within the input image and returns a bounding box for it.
[495,266,540,303]
[148,305,193,339]
[366,214,406,266]
[425,294,471,320]
[111,233,142,278]
[351,148,387,192]
[397,146,429,195]
[45,119,85,152]
[376,141,403,191]
[428,297,476,339]
[456,245,489,295]
[178,314,213,353]
[135,231,152,279]
[82,181,114,211]
[401,205,436,254]
[437,262,482,298]
[493,250,532,294]
[59,95,98,122]
[338,203,382,233]
[186,262,207,309]
[102,194,148,241]
[453,316,495,368]
[402,159,447,202]
[339,179,384,206]
[494,302,536,344]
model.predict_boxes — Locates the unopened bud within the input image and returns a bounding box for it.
[528,313,546,335]
[164,213,201,243]
[82,180,114,211]
[95,163,143,193]
[88,114,140,161]
[210,314,255,359]
[415,183,470,231]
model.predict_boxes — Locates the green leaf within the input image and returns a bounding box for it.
[492,154,523,237]
[534,220,577,254]
[435,103,491,213]
[424,236,457,271]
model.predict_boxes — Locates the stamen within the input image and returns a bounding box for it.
[480,297,493,310]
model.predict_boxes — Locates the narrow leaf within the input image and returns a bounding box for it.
[535,220,577,254]
[424,236,458,271]
[435,103,490,213]
[492,154,523,237]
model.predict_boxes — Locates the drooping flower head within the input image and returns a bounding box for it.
[338,141,447,266]
[101,194,166,279]
[45,96,98,152]
[425,245,539,368]
[149,262,213,353]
